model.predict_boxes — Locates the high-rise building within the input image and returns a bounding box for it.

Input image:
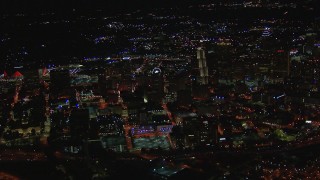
[50,69,71,95]
[197,47,209,85]
[70,108,89,141]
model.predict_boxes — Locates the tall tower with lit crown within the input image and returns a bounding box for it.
[197,47,208,85]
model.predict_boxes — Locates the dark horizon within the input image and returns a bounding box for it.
[0,0,316,14]
[0,0,201,14]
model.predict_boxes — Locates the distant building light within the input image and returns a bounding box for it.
[14,66,23,69]
[122,57,131,60]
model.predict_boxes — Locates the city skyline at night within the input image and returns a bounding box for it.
[0,0,319,179]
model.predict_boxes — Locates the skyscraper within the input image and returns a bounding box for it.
[50,69,71,96]
[197,47,208,85]
[70,108,90,140]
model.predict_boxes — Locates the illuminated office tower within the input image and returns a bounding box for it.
[197,47,208,85]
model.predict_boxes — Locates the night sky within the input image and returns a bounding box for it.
[0,0,203,14]
[0,0,317,15]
